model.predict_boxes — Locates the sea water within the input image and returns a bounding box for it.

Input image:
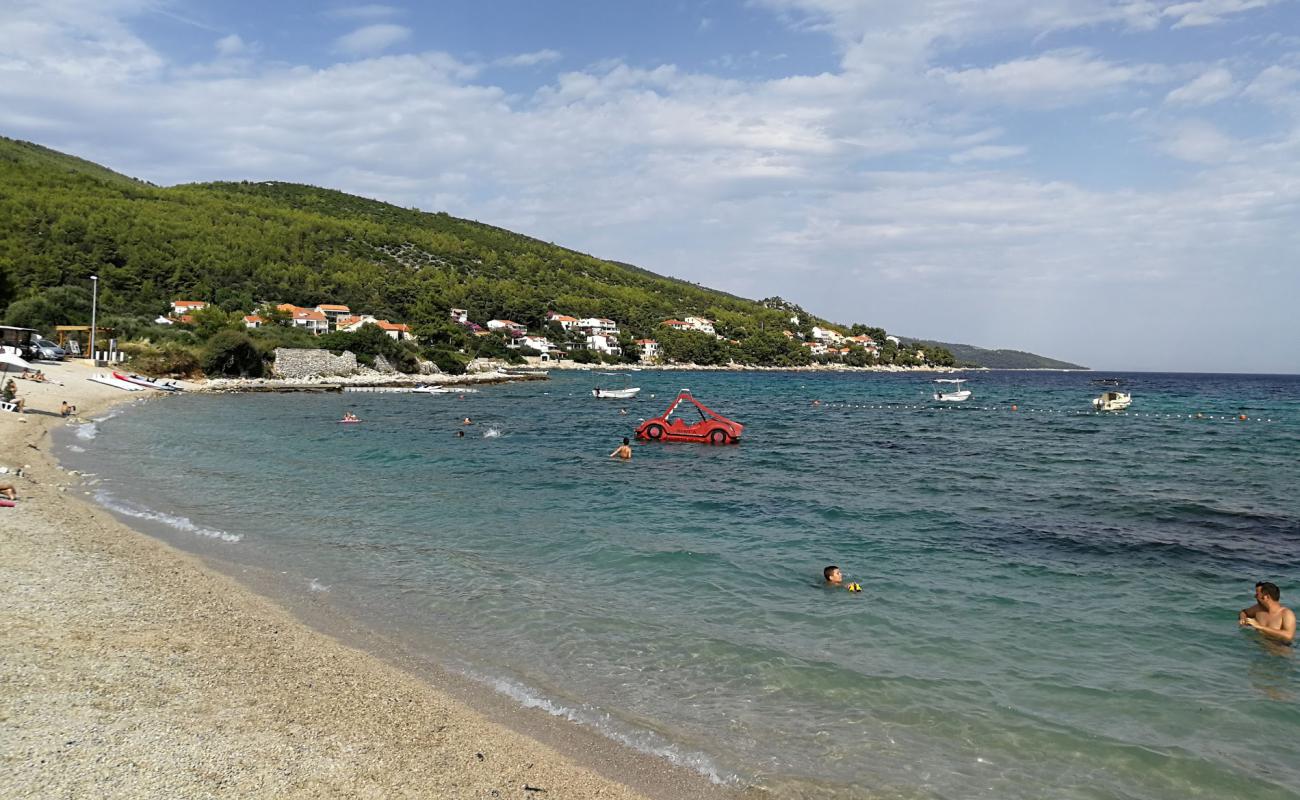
[60,371,1300,799]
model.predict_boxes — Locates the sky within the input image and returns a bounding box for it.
[2,1,1298,372]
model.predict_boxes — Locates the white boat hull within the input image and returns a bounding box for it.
[592,387,641,399]
[933,390,971,402]
[89,372,143,392]
[1093,392,1132,412]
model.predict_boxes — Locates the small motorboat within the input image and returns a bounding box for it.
[1093,390,1132,412]
[113,371,183,392]
[635,390,742,444]
[88,372,143,392]
[932,379,972,402]
[592,373,641,400]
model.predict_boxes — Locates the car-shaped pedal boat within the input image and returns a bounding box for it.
[635,390,743,444]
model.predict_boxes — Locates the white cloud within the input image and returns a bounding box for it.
[334,24,411,56]
[215,34,248,57]
[1165,66,1236,105]
[1243,64,1300,107]
[1162,0,1280,28]
[949,145,1027,163]
[930,49,1167,108]
[491,49,562,68]
[1159,119,1240,162]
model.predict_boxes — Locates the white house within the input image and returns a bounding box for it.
[636,339,660,362]
[450,308,469,325]
[662,319,692,331]
[243,315,264,329]
[336,314,377,332]
[171,300,208,315]
[683,316,715,335]
[315,304,351,329]
[885,335,901,346]
[578,317,618,334]
[376,321,412,341]
[803,341,829,356]
[586,333,622,356]
[290,307,329,335]
[545,312,579,330]
[515,335,556,354]
[487,319,527,334]
[811,326,846,344]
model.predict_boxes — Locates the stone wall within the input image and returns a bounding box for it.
[272,348,359,379]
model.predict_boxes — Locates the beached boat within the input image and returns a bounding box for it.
[113,371,183,392]
[88,372,143,392]
[635,390,742,444]
[592,373,641,400]
[932,379,972,402]
[1092,390,1132,412]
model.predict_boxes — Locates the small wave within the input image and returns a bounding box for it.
[93,490,242,543]
[75,423,98,441]
[308,578,330,593]
[66,444,86,453]
[482,427,502,438]
[91,407,125,423]
[473,672,738,786]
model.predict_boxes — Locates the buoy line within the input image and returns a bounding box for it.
[813,403,1277,423]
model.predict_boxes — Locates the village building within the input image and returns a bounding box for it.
[636,339,661,362]
[585,332,622,356]
[243,315,264,329]
[577,317,618,334]
[545,311,579,330]
[487,319,527,335]
[662,319,692,331]
[683,316,715,335]
[171,300,208,315]
[376,321,412,341]
[803,341,829,356]
[314,304,352,330]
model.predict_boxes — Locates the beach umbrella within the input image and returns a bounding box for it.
[0,351,32,378]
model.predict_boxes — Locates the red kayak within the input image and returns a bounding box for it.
[635,390,743,444]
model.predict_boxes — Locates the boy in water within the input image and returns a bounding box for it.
[823,565,843,587]
[1240,581,1295,644]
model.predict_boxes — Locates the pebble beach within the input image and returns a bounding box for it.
[0,360,735,800]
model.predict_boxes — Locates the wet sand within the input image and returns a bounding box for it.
[0,360,741,799]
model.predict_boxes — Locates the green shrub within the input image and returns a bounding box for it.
[202,330,264,377]
[125,341,202,377]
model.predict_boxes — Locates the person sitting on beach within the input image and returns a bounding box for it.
[60,400,75,417]
[823,565,843,587]
[1240,581,1295,644]
[0,482,16,501]
[610,437,632,460]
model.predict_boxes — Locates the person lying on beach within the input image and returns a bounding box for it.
[1240,582,1295,644]
[610,437,632,460]
[0,483,16,501]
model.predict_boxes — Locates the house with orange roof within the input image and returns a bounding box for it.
[662,319,692,331]
[803,341,829,356]
[315,304,352,329]
[636,339,661,362]
[290,307,328,335]
[243,315,264,329]
[487,319,527,335]
[545,311,578,330]
[375,321,412,341]
[171,300,208,315]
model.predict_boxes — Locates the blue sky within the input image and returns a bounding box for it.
[3,0,1299,371]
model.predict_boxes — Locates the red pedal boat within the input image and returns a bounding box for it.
[635,390,743,444]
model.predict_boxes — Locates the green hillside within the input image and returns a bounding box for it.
[904,339,1087,370]
[0,135,1066,372]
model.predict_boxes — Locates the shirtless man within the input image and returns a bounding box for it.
[609,437,632,460]
[1240,582,1295,644]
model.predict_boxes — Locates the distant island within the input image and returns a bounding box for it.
[0,136,1077,375]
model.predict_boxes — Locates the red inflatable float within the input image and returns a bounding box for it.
[635,390,743,445]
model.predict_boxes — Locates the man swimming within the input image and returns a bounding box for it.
[1240,581,1295,644]
[610,437,632,460]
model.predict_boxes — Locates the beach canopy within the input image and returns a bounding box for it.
[0,351,32,376]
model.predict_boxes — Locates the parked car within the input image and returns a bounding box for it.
[32,337,67,361]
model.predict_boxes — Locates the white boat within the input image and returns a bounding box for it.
[932,378,971,402]
[88,372,143,392]
[592,373,640,399]
[113,371,182,392]
[1092,390,1132,411]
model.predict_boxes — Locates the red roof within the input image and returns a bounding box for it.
[376,321,410,332]
[662,319,688,326]
[636,339,658,345]
[548,313,577,322]
[243,315,264,323]
[294,309,327,321]
[173,300,207,308]
[316,304,350,312]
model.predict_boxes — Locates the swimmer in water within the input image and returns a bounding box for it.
[462,417,472,425]
[610,437,632,460]
[823,565,843,587]
[342,411,359,421]
[456,430,465,438]
[1240,581,1295,644]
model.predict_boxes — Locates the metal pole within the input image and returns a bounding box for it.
[89,275,98,363]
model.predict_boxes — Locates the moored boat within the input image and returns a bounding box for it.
[113,371,183,392]
[89,372,144,391]
[1092,390,1132,412]
[932,379,972,402]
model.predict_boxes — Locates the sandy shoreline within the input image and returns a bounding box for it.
[0,360,747,799]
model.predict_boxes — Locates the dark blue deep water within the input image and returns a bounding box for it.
[62,371,1300,799]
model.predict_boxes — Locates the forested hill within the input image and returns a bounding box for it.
[903,339,1087,370]
[0,135,1072,369]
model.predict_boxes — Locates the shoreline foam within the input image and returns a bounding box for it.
[0,359,746,800]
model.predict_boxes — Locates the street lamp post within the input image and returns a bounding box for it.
[89,275,99,363]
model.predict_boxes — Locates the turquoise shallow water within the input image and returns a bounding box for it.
[62,371,1300,798]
